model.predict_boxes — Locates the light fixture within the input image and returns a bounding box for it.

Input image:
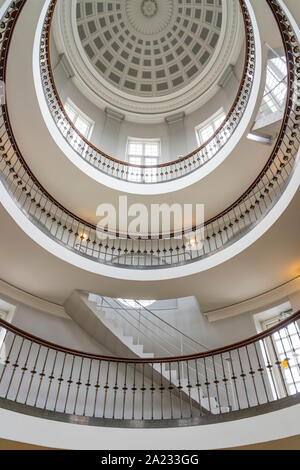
[188,238,196,247]
[79,232,88,241]
[185,235,198,249]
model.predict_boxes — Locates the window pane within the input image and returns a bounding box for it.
[200,124,214,142]
[262,95,278,113]
[75,116,90,137]
[271,56,287,77]
[128,142,143,156]
[262,310,299,397]
[265,69,279,90]
[64,100,94,139]
[196,109,225,145]
[129,156,142,165]
[144,143,159,157]
[65,103,76,122]
[214,114,226,129]
[127,138,161,165]
[144,157,158,166]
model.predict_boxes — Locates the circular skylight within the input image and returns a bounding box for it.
[75,0,223,98]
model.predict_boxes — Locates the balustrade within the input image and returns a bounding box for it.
[39,0,255,184]
[0,311,299,424]
[0,0,298,269]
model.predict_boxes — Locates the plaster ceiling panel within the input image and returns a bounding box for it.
[75,0,223,98]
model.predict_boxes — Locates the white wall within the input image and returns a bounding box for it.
[185,48,245,155]
[290,291,300,312]
[51,38,106,150]
[51,36,245,162]
[12,301,110,355]
[132,296,262,356]
[0,402,299,449]
[2,280,299,359]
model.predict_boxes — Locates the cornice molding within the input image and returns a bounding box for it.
[105,107,125,122]
[0,280,68,319]
[165,111,185,125]
[205,277,300,323]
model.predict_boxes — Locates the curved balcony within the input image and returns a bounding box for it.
[38,0,256,185]
[0,311,299,427]
[0,0,299,274]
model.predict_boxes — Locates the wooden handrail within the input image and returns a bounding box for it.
[45,0,252,169]
[1,0,256,237]
[0,0,297,243]
[0,310,299,364]
[25,0,294,234]
[203,0,295,227]
[0,1,299,424]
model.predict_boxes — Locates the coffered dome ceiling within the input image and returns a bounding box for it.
[76,0,223,97]
[53,0,243,121]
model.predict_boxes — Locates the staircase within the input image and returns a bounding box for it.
[90,297,155,360]
[65,291,230,415]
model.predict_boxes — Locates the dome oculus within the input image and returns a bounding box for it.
[141,0,158,18]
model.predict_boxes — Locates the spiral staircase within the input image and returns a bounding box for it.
[0,0,299,450]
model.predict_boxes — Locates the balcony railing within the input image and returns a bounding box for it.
[0,0,299,269]
[0,311,299,426]
[39,0,255,184]
[88,294,209,358]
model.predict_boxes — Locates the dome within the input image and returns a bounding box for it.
[75,0,223,98]
[53,0,243,121]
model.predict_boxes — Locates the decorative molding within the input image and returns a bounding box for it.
[128,0,172,35]
[105,107,125,123]
[0,280,68,319]
[165,112,185,125]
[76,0,219,97]
[51,0,244,122]
[205,277,300,322]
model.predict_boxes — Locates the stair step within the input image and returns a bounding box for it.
[87,295,221,414]
[121,335,135,347]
